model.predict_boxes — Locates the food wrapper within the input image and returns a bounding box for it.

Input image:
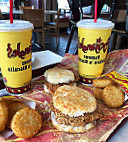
[103,49,128,77]
[101,70,128,94]
[0,49,128,142]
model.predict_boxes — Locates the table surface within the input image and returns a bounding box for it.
[1,9,58,15]
[0,50,128,142]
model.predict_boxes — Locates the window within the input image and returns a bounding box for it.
[0,0,9,6]
[101,4,111,13]
[0,0,9,11]
[57,0,70,10]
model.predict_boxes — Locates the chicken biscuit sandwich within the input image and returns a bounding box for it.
[44,67,79,94]
[50,85,103,133]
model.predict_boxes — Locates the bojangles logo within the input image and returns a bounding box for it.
[7,42,32,59]
[78,37,110,54]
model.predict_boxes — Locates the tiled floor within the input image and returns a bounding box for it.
[32,28,78,57]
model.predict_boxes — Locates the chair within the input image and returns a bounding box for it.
[108,0,128,51]
[23,9,45,50]
[65,0,93,54]
[44,9,61,48]
[20,6,33,10]
[56,0,70,30]
[0,10,3,20]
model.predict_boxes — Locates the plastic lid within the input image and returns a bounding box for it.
[77,19,114,29]
[0,20,34,32]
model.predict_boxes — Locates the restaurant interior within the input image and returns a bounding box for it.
[0,0,128,142]
[0,0,127,57]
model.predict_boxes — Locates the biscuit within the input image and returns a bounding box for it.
[44,67,75,84]
[7,102,27,128]
[93,77,115,88]
[53,85,97,117]
[102,85,125,108]
[11,107,42,138]
[0,102,8,132]
[94,88,103,100]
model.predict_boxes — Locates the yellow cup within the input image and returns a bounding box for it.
[77,19,114,84]
[0,20,33,94]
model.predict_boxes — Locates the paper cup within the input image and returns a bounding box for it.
[0,20,33,94]
[77,19,114,84]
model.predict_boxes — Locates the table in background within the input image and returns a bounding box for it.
[1,9,58,22]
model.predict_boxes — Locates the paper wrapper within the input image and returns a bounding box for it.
[0,49,128,142]
[103,49,128,77]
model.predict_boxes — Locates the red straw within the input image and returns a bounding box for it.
[94,0,98,22]
[10,0,13,23]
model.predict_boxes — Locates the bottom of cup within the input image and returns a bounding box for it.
[79,76,95,84]
[5,84,31,94]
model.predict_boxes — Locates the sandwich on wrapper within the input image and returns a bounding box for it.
[44,67,79,94]
[50,85,104,133]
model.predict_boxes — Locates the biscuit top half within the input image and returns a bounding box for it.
[44,68,75,84]
[53,85,97,117]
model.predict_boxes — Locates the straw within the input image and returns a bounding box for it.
[94,0,98,22]
[10,0,13,23]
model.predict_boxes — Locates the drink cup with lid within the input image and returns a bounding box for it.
[77,19,114,84]
[0,20,33,94]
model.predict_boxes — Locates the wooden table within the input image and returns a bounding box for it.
[1,9,58,21]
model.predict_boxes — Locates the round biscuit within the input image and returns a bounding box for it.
[7,102,27,128]
[0,102,8,132]
[11,107,42,138]
[93,77,115,88]
[102,85,125,108]
[53,85,97,117]
[94,88,103,100]
[44,67,75,84]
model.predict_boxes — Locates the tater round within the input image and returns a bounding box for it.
[11,107,42,138]
[102,85,125,108]
[0,102,8,132]
[94,88,103,100]
[93,77,115,88]
[7,102,27,128]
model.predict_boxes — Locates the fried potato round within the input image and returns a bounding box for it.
[0,102,8,132]
[93,77,115,88]
[11,107,42,138]
[7,102,27,128]
[102,85,125,108]
[115,83,125,95]
[0,99,20,107]
[94,88,103,100]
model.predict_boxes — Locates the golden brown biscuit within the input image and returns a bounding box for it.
[102,85,125,108]
[7,102,27,128]
[53,85,97,117]
[93,77,115,88]
[11,107,42,138]
[44,67,75,84]
[94,88,103,100]
[0,102,8,132]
